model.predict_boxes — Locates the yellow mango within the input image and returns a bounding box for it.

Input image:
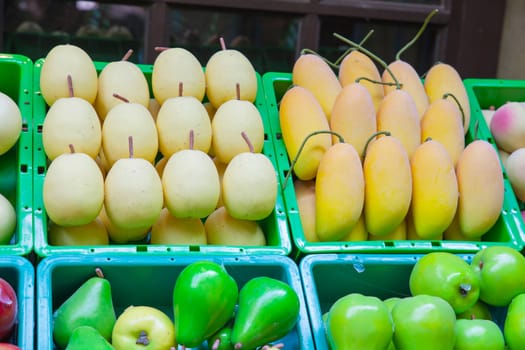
[294,179,319,242]
[382,60,429,120]
[279,86,332,180]
[316,142,364,241]
[292,54,342,121]
[330,83,376,159]
[420,98,465,166]
[376,89,421,159]
[368,220,406,241]
[363,135,412,237]
[443,212,481,241]
[424,62,470,134]
[456,140,504,238]
[339,215,367,242]
[338,50,384,112]
[410,139,459,239]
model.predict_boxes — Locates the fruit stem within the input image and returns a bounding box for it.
[189,129,195,150]
[442,92,465,128]
[212,339,220,350]
[112,93,130,103]
[128,136,134,158]
[395,9,438,61]
[95,267,104,278]
[283,130,345,190]
[362,131,391,159]
[334,29,375,66]
[333,32,401,90]
[236,83,241,100]
[136,330,150,345]
[234,343,242,350]
[179,82,183,97]
[241,131,254,153]
[355,76,400,87]
[122,49,133,61]
[300,48,339,69]
[424,136,432,142]
[459,283,472,296]
[220,36,227,50]
[68,144,75,154]
[67,74,74,98]
[154,46,169,52]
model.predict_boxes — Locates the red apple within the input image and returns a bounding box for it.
[0,343,20,349]
[0,278,17,341]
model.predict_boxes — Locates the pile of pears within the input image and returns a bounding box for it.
[281,9,504,244]
[39,41,278,247]
[52,260,300,350]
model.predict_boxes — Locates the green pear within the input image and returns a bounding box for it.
[104,137,163,235]
[231,277,299,349]
[43,146,104,227]
[0,193,16,245]
[102,101,158,168]
[205,38,257,109]
[384,297,402,350]
[40,44,98,106]
[204,206,266,246]
[42,76,101,160]
[95,52,150,121]
[409,252,480,313]
[221,132,277,221]
[391,294,456,350]
[211,99,264,164]
[152,47,205,104]
[0,91,22,156]
[65,326,114,350]
[162,131,220,219]
[173,261,238,348]
[504,293,525,350]
[53,269,116,349]
[150,207,207,245]
[156,94,212,158]
[455,319,505,350]
[325,293,394,350]
[470,246,525,307]
[48,218,109,246]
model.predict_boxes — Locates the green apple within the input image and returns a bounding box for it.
[111,305,175,350]
[470,246,525,306]
[456,299,493,320]
[504,293,525,350]
[454,319,505,350]
[325,293,394,350]
[384,297,401,350]
[409,252,480,313]
[391,294,456,350]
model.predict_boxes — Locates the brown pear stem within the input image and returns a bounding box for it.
[136,330,149,345]
[113,93,130,103]
[122,49,133,61]
[220,37,227,50]
[179,82,183,97]
[154,46,170,52]
[128,136,134,158]
[362,131,391,159]
[236,83,241,100]
[241,131,254,153]
[235,343,242,350]
[68,144,75,154]
[95,267,104,278]
[212,339,220,350]
[67,75,74,97]
[189,130,195,150]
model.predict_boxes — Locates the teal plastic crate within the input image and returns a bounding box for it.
[299,253,507,350]
[263,72,525,258]
[37,254,313,350]
[0,255,35,349]
[0,54,34,255]
[32,58,291,257]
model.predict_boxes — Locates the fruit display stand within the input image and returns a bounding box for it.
[263,72,525,259]
[299,253,508,350]
[32,59,292,258]
[0,54,34,256]
[36,254,313,349]
[0,255,35,349]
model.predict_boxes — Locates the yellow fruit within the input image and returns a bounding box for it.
[0,92,22,156]
[48,218,109,246]
[339,215,368,242]
[98,206,150,243]
[150,208,207,245]
[0,193,16,244]
[204,206,266,246]
[368,220,406,241]
[294,179,318,242]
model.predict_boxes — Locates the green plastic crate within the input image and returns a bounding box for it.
[0,255,35,349]
[37,254,313,350]
[299,253,507,350]
[32,59,291,257]
[0,54,34,255]
[263,72,525,258]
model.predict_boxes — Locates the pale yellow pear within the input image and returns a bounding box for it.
[98,206,151,243]
[0,193,16,244]
[204,206,266,246]
[48,218,109,246]
[0,92,22,156]
[150,208,207,245]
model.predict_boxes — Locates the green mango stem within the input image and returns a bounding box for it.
[282,130,345,190]
[300,48,339,69]
[128,136,134,158]
[68,144,75,154]
[395,9,439,61]
[241,131,255,153]
[473,119,480,141]
[443,92,466,127]
[212,339,221,350]
[362,131,391,159]
[424,136,432,142]
[136,330,150,345]
[122,49,133,61]
[333,29,375,66]
[67,74,74,98]
[95,267,104,278]
[355,76,401,88]
[333,32,401,90]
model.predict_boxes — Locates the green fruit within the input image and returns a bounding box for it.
[392,294,456,350]
[456,299,493,320]
[53,271,116,349]
[454,319,505,350]
[326,293,393,350]
[207,323,234,350]
[409,252,480,313]
[504,293,525,350]
[65,326,114,350]
[231,277,300,349]
[384,297,401,350]
[470,246,525,307]
[173,261,238,348]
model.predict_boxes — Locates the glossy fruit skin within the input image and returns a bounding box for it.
[454,319,505,350]
[231,277,300,349]
[173,261,238,348]
[504,293,525,350]
[0,278,17,341]
[409,252,480,313]
[207,324,234,350]
[0,343,21,350]
[471,246,525,307]
[65,325,114,350]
